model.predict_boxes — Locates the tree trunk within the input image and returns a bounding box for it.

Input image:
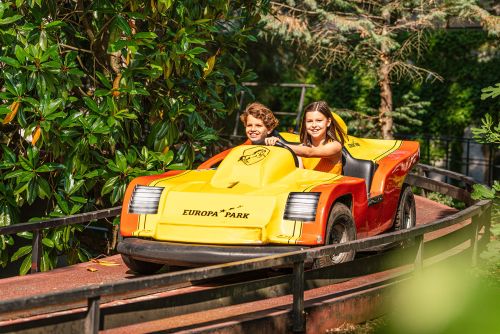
[378,53,393,139]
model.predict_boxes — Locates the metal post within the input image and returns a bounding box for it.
[414,235,424,273]
[84,296,101,334]
[232,91,246,137]
[295,85,307,131]
[426,136,430,164]
[465,139,470,177]
[445,139,450,184]
[292,260,305,333]
[31,229,42,274]
[421,169,428,198]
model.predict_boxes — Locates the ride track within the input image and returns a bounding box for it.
[0,164,493,334]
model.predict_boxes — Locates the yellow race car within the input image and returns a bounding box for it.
[117,114,419,274]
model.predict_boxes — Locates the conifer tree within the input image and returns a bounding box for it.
[264,0,499,138]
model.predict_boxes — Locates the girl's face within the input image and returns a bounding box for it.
[304,111,331,143]
[245,114,270,144]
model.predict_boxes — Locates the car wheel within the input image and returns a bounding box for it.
[314,203,356,268]
[392,185,416,247]
[121,254,164,275]
[393,185,416,231]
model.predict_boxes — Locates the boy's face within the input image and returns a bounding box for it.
[245,115,270,144]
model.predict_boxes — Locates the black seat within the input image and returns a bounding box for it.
[342,148,377,195]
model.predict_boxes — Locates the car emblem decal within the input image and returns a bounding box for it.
[238,147,270,165]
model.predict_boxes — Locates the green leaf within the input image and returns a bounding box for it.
[42,237,54,248]
[54,193,70,215]
[44,20,65,29]
[187,47,207,55]
[133,32,157,39]
[0,15,23,25]
[85,169,106,179]
[110,182,126,204]
[101,175,120,195]
[83,97,99,113]
[37,177,51,199]
[70,196,87,204]
[481,84,500,100]
[40,251,51,272]
[19,254,31,275]
[96,72,112,89]
[114,16,132,36]
[158,0,173,13]
[471,184,495,200]
[26,178,38,204]
[77,248,91,262]
[11,245,32,262]
[36,163,65,173]
[17,231,33,240]
[166,163,187,170]
[4,169,29,180]
[115,151,128,172]
[14,45,27,63]
[0,56,21,68]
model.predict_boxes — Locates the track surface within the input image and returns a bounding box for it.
[0,196,461,332]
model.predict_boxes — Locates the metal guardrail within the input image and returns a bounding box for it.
[0,207,122,274]
[395,134,497,186]
[0,163,493,333]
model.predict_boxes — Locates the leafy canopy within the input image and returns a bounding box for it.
[0,0,267,274]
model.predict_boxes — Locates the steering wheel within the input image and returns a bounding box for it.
[275,141,300,168]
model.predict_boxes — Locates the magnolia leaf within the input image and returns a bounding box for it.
[19,254,32,275]
[11,245,32,262]
[0,15,23,26]
[203,54,216,78]
[102,175,120,195]
[42,237,54,248]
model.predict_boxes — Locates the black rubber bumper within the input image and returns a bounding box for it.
[117,237,308,267]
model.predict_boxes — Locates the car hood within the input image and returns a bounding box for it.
[131,168,342,244]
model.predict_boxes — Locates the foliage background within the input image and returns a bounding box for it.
[0,0,267,274]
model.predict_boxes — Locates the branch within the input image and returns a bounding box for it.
[270,1,317,15]
[389,61,443,83]
[60,43,93,54]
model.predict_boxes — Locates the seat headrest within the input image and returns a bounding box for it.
[331,112,347,135]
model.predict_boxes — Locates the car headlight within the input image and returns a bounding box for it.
[128,185,164,214]
[283,192,320,221]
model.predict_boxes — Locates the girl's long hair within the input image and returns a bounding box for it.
[299,101,346,146]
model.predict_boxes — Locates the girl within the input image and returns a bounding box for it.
[265,101,346,174]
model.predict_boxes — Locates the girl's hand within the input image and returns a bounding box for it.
[265,137,280,146]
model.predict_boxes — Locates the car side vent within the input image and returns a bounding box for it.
[284,192,321,221]
[129,185,164,214]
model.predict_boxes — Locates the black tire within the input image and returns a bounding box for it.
[392,185,416,247]
[121,254,164,275]
[314,203,356,268]
[392,185,416,231]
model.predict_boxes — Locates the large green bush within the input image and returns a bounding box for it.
[0,0,267,274]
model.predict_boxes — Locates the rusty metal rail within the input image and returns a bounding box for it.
[0,207,122,274]
[0,163,493,333]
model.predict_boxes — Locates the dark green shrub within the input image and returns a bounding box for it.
[0,0,267,274]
